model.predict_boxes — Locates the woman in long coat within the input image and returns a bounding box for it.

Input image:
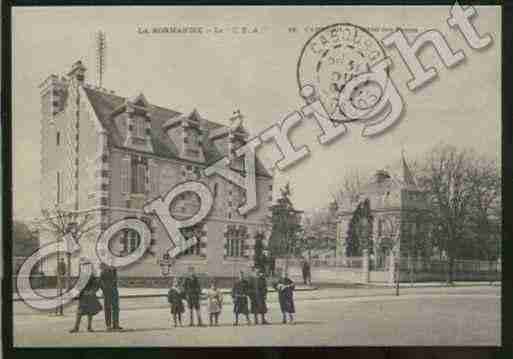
[274,271,296,324]
[69,271,103,333]
[231,271,251,326]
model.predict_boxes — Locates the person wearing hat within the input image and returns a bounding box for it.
[302,258,311,286]
[69,259,102,333]
[99,260,123,331]
[167,277,185,327]
[248,267,269,325]
[206,279,223,326]
[274,270,296,324]
[182,266,204,327]
[231,270,251,326]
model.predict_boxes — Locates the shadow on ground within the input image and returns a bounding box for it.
[109,320,325,333]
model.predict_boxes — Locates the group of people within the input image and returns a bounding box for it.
[69,259,123,333]
[167,266,297,327]
[68,260,297,333]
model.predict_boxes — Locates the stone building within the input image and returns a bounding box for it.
[39,60,273,283]
[336,155,430,282]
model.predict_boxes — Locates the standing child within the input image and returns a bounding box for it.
[231,271,251,326]
[167,278,185,327]
[274,271,296,324]
[206,281,223,326]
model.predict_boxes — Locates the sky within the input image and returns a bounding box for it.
[12,6,501,221]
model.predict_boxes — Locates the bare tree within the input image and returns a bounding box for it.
[37,205,98,241]
[465,155,501,264]
[301,207,338,260]
[330,169,364,210]
[35,205,99,314]
[417,144,500,283]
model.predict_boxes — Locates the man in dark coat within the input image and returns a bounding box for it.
[269,256,276,277]
[99,262,123,331]
[274,271,296,324]
[183,266,204,327]
[231,271,251,326]
[248,268,269,325]
[302,259,311,285]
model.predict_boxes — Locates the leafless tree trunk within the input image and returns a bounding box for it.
[35,206,100,313]
[330,169,364,210]
[417,144,500,284]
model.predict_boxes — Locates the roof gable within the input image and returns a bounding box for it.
[82,86,271,178]
[130,92,150,108]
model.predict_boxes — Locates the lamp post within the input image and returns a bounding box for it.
[408,221,418,287]
[395,254,400,296]
[358,216,371,283]
[159,253,174,277]
[56,245,63,316]
[65,221,79,292]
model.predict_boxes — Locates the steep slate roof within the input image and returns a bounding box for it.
[83,86,271,178]
[359,170,401,197]
[359,154,419,197]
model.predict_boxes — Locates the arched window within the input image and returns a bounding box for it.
[226,225,247,257]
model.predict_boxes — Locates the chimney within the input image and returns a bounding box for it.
[67,60,86,86]
[374,169,391,183]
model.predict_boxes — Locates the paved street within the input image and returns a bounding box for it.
[13,286,500,346]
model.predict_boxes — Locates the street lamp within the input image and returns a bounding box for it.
[159,253,174,276]
[358,216,371,283]
[380,216,400,296]
[408,221,418,287]
[65,221,79,292]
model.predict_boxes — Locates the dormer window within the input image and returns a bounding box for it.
[134,118,145,138]
[163,109,206,162]
[119,93,154,153]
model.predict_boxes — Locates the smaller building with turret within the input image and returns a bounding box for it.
[336,155,430,278]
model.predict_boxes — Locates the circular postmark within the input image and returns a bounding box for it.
[297,23,387,122]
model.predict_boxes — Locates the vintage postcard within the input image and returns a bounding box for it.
[10,5,501,347]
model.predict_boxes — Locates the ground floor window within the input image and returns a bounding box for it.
[109,228,141,256]
[227,237,243,257]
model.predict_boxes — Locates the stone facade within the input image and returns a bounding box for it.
[39,61,273,280]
